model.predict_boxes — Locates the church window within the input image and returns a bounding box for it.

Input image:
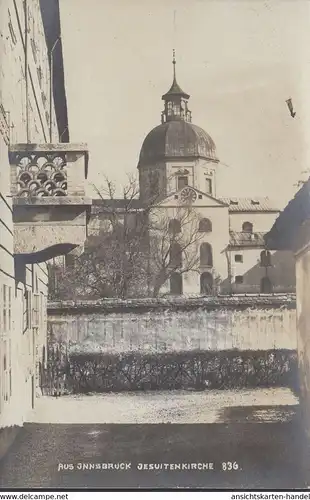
[205,178,212,194]
[170,242,182,268]
[200,243,213,267]
[168,219,181,235]
[177,176,188,190]
[242,221,253,233]
[235,254,243,263]
[235,275,243,284]
[260,250,271,267]
[200,272,213,295]
[198,218,212,232]
[170,273,183,295]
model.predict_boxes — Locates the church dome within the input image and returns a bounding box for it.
[138,120,218,167]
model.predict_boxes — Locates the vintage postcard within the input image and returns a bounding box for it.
[0,0,309,492]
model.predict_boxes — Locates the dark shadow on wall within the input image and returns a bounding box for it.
[222,250,296,293]
[39,0,69,142]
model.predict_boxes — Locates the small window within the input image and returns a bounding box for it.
[205,178,212,194]
[235,275,243,284]
[242,221,253,233]
[235,254,243,263]
[177,176,188,190]
[174,104,181,116]
[198,218,212,232]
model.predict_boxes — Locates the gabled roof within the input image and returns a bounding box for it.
[219,197,279,212]
[154,187,228,208]
[265,178,310,250]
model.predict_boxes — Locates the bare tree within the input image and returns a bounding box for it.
[148,205,203,296]
[51,174,206,299]
[52,174,149,299]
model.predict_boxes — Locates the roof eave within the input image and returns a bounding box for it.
[161,93,190,101]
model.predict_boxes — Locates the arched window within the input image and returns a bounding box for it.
[200,243,213,267]
[261,276,273,293]
[260,250,271,267]
[198,218,212,232]
[170,242,182,268]
[170,273,183,295]
[168,219,181,234]
[242,221,253,233]
[200,272,213,295]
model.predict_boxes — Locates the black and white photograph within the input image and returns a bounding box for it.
[0,0,309,491]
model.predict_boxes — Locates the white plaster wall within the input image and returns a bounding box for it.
[229,212,279,233]
[0,0,57,430]
[48,307,297,354]
[150,202,230,294]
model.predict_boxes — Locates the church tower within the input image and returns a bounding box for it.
[138,52,219,202]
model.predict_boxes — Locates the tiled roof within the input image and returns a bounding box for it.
[229,231,266,248]
[219,197,279,212]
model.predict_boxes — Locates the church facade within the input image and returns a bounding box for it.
[87,54,295,297]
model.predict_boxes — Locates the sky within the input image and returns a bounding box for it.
[59,0,310,207]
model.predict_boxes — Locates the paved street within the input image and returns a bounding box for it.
[28,387,298,424]
[0,388,304,489]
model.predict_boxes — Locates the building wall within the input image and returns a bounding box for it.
[139,157,218,203]
[295,247,310,436]
[0,0,58,438]
[229,212,279,233]
[226,249,296,294]
[48,305,297,354]
[85,201,295,297]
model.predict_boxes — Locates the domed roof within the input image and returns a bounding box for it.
[138,120,218,167]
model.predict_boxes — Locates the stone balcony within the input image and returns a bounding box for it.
[10,143,91,261]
